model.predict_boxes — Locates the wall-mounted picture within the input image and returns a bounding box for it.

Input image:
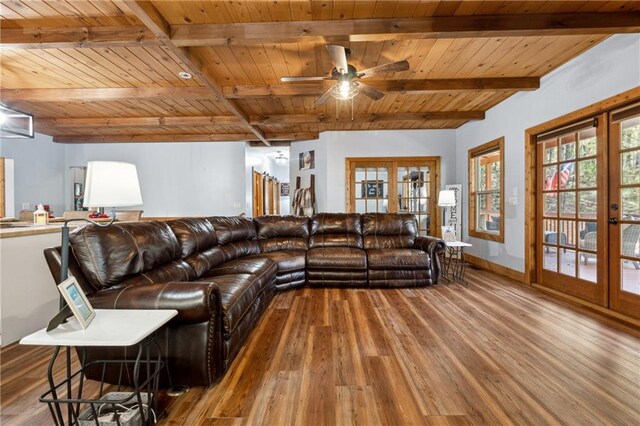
[57,276,95,329]
[361,180,384,198]
[280,183,290,197]
[299,150,315,170]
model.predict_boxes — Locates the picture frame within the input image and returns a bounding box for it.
[441,226,457,243]
[57,276,96,329]
[361,180,384,198]
[299,150,315,170]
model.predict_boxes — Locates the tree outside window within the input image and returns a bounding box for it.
[468,137,505,243]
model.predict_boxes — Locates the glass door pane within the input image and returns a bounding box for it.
[536,117,607,306]
[397,165,431,236]
[353,164,391,214]
[609,113,640,319]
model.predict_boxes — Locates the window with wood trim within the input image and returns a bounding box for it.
[469,137,504,242]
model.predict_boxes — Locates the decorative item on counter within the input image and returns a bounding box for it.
[43,204,54,218]
[88,212,109,219]
[33,204,49,225]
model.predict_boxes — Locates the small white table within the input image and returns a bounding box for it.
[442,241,472,284]
[21,309,177,426]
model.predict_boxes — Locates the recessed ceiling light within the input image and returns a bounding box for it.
[178,71,192,79]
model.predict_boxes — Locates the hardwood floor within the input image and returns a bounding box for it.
[2,268,640,425]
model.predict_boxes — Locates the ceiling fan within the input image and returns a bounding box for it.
[280,45,410,105]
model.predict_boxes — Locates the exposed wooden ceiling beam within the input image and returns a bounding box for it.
[223,78,540,98]
[37,116,243,128]
[171,13,640,46]
[2,76,537,103]
[37,111,484,129]
[53,132,318,143]
[1,87,211,102]
[121,0,271,146]
[0,26,159,49]
[252,111,485,123]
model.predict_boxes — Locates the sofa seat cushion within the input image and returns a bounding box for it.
[366,248,429,270]
[257,250,306,272]
[196,273,270,338]
[206,257,277,278]
[307,247,367,270]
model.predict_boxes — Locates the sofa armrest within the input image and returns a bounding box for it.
[88,281,221,324]
[414,236,446,284]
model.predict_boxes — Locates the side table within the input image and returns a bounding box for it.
[20,309,177,426]
[441,241,472,284]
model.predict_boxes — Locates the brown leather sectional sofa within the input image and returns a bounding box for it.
[44,213,445,386]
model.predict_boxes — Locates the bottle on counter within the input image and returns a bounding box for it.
[33,204,49,225]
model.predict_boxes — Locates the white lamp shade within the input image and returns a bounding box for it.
[437,190,456,207]
[83,161,143,208]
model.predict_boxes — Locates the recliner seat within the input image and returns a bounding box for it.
[307,213,368,287]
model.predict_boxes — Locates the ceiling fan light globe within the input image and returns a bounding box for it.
[339,80,351,98]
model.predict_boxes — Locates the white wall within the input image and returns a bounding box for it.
[0,132,66,217]
[1,232,62,345]
[290,129,457,213]
[455,34,640,272]
[66,141,247,217]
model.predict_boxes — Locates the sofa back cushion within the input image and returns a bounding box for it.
[207,216,260,260]
[69,221,182,289]
[309,213,363,249]
[167,218,217,258]
[362,213,417,249]
[254,215,310,253]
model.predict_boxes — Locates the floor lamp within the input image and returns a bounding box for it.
[438,190,456,239]
[47,161,143,331]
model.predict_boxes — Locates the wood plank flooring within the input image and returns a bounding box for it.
[2,268,640,425]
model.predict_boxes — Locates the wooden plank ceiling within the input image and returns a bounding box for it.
[1,1,639,144]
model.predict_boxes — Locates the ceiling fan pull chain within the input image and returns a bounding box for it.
[351,97,354,121]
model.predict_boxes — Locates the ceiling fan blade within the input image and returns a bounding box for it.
[357,60,410,78]
[315,84,336,105]
[358,83,385,101]
[326,45,349,74]
[280,76,333,82]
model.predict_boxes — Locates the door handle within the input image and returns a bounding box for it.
[608,217,618,225]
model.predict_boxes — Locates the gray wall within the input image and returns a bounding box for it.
[0,132,66,217]
[65,141,248,217]
[455,34,640,272]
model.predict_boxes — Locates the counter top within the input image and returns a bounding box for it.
[0,219,112,239]
[0,222,66,239]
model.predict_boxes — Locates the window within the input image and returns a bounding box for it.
[469,137,504,242]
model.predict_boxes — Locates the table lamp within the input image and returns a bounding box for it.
[438,190,456,208]
[47,161,142,331]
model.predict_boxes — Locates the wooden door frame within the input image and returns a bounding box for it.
[533,113,608,306]
[345,156,442,236]
[524,86,640,285]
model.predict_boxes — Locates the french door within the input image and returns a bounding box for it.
[346,157,440,236]
[609,106,640,318]
[536,105,640,318]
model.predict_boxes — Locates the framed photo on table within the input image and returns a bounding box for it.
[441,226,457,242]
[57,277,95,329]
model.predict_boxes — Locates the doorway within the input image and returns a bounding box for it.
[252,169,280,217]
[345,157,440,236]
[533,100,640,318]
